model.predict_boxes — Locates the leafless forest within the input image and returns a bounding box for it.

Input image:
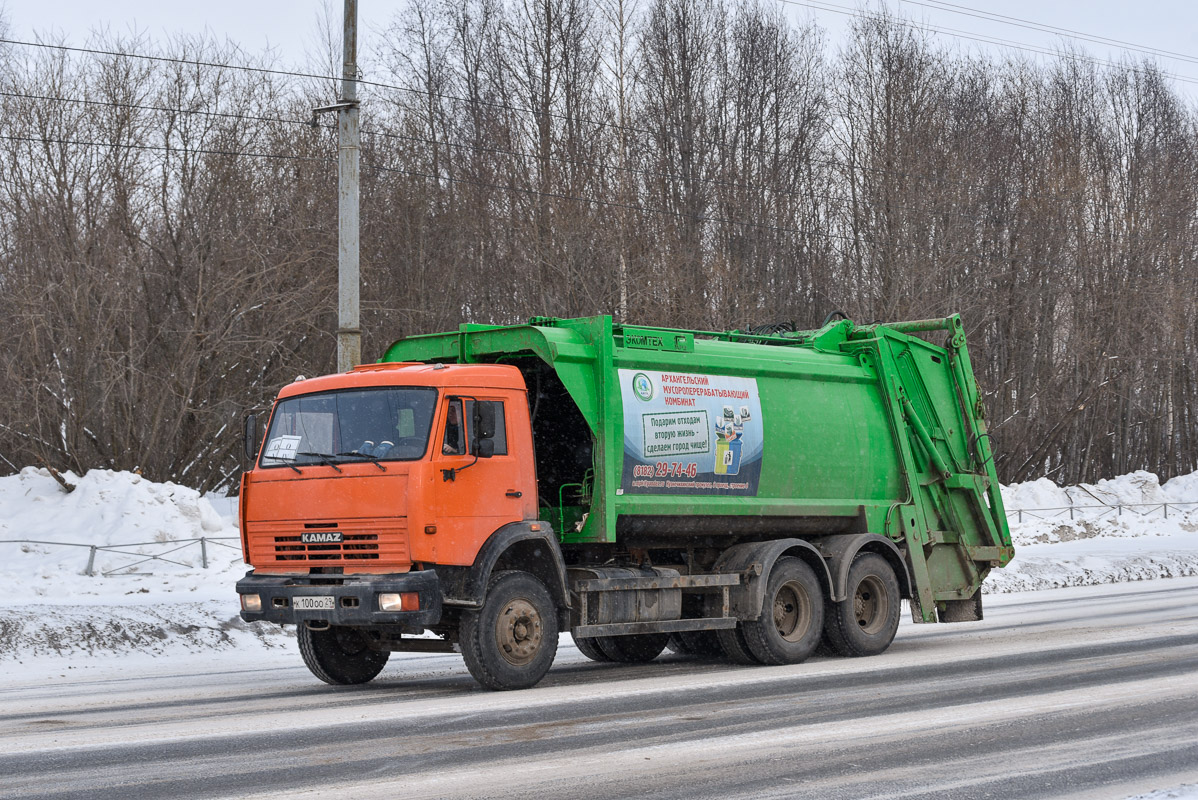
[1,2,1195,492]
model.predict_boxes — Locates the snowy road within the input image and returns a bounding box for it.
[3,578,1197,800]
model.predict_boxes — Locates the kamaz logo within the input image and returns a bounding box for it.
[301,531,343,544]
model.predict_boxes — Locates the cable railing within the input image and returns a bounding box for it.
[3,499,1195,573]
[1005,501,1198,524]
[0,536,242,577]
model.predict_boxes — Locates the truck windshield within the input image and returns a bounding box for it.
[259,387,437,467]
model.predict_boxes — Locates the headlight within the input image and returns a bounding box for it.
[379,592,419,611]
[241,594,262,612]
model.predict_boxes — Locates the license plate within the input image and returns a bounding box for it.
[294,596,335,610]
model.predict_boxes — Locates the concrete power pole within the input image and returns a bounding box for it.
[314,0,361,372]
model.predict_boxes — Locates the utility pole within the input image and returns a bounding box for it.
[313,0,361,372]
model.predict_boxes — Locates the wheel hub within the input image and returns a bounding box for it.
[854,575,887,634]
[772,581,812,643]
[496,597,543,666]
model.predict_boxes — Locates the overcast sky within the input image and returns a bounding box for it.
[6,0,1198,98]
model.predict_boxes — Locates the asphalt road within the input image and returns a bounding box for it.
[3,578,1197,800]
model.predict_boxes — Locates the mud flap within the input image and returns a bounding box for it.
[938,589,984,623]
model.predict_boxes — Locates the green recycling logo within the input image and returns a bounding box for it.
[632,372,654,402]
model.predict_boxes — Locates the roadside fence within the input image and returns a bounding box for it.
[0,536,242,577]
[4,501,1197,574]
[1006,501,1198,524]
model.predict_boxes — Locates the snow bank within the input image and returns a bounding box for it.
[0,467,285,659]
[1125,786,1198,800]
[990,470,1198,593]
[0,465,1196,659]
[0,467,245,604]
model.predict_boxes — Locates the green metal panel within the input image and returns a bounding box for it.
[379,313,1014,612]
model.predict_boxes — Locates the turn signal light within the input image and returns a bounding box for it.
[241,594,262,612]
[379,592,420,612]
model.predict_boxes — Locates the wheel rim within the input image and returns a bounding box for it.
[495,597,543,666]
[772,580,813,643]
[854,575,888,635]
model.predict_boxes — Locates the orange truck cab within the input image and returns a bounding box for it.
[237,362,568,689]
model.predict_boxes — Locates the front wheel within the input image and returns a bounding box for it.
[460,571,559,690]
[823,553,901,657]
[298,625,390,685]
[741,557,824,666]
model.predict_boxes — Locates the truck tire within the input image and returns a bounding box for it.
[741,557,824,666]
[716,625,761,665]
[297,625,390,685]
[676,630,726,657]
[823,553,901,657]
[596,633,669,662]
[666,633,692,654]
[459,570,559,690]
[703,594,761,664]
[573,635,614,662]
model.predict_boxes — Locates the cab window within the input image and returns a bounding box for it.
[465,400,507,455]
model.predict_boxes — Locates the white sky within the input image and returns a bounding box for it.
[5,0,1198,97]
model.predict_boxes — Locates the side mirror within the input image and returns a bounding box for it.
[473,401,496,441]
[475,438,495,459]
[243,414,259,462]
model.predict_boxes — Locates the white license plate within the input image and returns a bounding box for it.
[294,596,335,610]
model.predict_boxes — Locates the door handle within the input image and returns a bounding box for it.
[505,490,523,498]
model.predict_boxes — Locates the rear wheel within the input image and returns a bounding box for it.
[666,633,693,655]
[716,625,762,665]
[675,630,726,658]
[741,557,824,666]
[298,625,389,685]
[597,633,669,663]
[460,571,559,690]
[823,553,901,657]
[704,594,760,665]
[573,635,614,662]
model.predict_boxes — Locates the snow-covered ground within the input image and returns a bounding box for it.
[1,466,1196,662]
[992,469,1198,592]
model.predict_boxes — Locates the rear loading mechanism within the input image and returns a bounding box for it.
[238,313,1013,690]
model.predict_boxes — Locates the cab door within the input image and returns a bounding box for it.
[419,394,534,565]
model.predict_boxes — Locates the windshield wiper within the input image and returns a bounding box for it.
[336,451,387,471]
[296,452,343,473]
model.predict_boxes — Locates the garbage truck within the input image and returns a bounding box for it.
[236,314,1013,690]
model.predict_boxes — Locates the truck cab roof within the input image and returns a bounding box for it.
[276,362,526,399]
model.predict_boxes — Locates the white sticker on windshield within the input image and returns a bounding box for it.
[264,435,302,460]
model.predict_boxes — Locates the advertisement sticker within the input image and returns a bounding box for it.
[618,369,764,496]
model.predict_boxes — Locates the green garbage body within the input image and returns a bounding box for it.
[382,314,1012,624]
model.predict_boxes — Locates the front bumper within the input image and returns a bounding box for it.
[236,570,443,628]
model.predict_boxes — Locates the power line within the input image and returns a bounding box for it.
[0,31,1121,201]
[0,88,876,214]
[781,0,1198,87]
[0,27,1136,211]
[906,0,1198,67]
[0,133,331,164]
[0,37,331,84]
[0,91,309,128]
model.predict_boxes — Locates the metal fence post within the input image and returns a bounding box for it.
[1117,504,1122,517]
[1018,509,1022,523]
[1164,503,1168,519]
[85,545,97,577]
[200,537,209,569]
[1070,505,1074,520]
